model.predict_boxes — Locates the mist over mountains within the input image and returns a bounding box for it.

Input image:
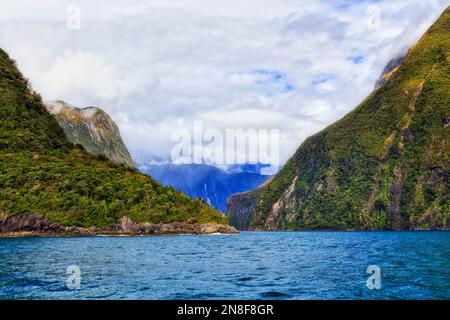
[139,162,273,212]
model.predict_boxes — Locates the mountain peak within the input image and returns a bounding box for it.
[226,7,450,231]
[375,55,404,89]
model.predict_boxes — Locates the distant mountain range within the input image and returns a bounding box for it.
[227,8,450,231]
[0,48,229,234]
[139,163,272,212]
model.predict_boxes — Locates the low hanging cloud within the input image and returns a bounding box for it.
[0,0,448,165]
[37,50,122,101]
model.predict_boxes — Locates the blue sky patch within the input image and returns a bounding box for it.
[348,55,365,64]
[251,69,295,94]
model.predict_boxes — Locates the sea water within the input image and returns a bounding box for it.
[0,231,449,299]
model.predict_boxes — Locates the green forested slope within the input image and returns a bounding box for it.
[0,48,227,228]
[45,100,135,168]
[227,7,450,230]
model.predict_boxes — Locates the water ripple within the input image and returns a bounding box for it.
[0,231,449,299]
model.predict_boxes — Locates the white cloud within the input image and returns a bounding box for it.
[0,0,448,165]
[36,50,121,102]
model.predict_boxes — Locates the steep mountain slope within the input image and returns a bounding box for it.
[0,48,228,230]
[227,8,450,230]
[141,163,271,212]
[45,101,135,167]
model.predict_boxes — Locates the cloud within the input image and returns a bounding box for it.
[0,0,448,165]
[36,50,121,102]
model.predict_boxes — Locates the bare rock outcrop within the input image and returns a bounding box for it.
[0,214,238,237]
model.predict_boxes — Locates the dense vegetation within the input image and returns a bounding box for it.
[45,101,136,168]
[0,48,227,227]
[227,7,449,230]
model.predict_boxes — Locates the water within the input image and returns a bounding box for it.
[0,232,449,300]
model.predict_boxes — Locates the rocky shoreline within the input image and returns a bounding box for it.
[0,214,239,238]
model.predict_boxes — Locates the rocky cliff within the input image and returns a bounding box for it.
[226,7,450,231]
[45,100,135,168]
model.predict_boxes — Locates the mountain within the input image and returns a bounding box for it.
[0,47,232,234]
[227,8,450,231]
[140,163,271,212]
[44,100,135,168]
[374,55,404,89]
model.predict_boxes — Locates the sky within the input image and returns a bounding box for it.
[0,0,448,168]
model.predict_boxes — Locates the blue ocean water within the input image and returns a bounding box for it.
[0,231,449,300]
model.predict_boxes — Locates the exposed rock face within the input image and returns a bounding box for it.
[375,55,404,89]
[226,8,450,231]
[264,176,298,230]
[0,214,238,237]
[113,216,238,234]
[0,213,62,233]
[45,100,135,167]
[226,190,261,230]
[387,167,404,229]
[141,163,271,212]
